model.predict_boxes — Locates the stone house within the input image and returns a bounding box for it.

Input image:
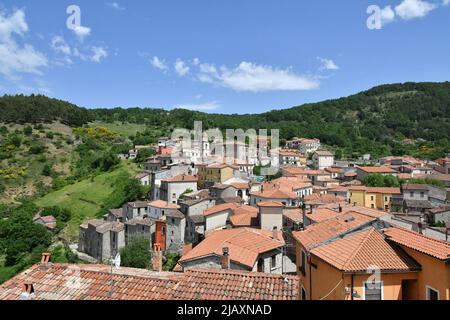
[124,217,155,249]
[147,200,180,220]
[164,210,186,253]
[312,150,334,170]
[159,174,198,204]
[123,201,149,221]
[185,215,205,245]
[135,171,151,186]
[78,219,125,262]
[179,198,216,217]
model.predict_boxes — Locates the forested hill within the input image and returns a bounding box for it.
[0,94,92,127]
[1,82,450,158]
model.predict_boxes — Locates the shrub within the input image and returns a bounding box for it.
[120,236,151,269]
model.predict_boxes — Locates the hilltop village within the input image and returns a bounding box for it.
[1,134,450,300]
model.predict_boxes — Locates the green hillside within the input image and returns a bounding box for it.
[2,82,450,159]
[35,161,139,241]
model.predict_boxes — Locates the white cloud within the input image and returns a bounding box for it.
[51,36,71,55]
[174,58,189,76]
[50,35,107,64]
[443,0,450,5]
[0,9,48,77]
[192,58,200,65]
[150,56,168,71]
[90,46,108,62]
[395,0,437,20]
[197,61,319,92]
[318,57,339,71]
[107,2,125,10]
[380,6,396,26]
[71,25,91,42]
[171,101,220,111]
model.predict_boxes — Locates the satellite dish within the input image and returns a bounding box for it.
[113,253,121,268]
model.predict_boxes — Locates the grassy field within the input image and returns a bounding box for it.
[89,121,148,137]
[35,161,139,241]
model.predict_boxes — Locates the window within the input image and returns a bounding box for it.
[420,192,424,198]
[410,191,414,197]
[271,255,276,270]
[364,282,383,300]
[371,196,374,201]
[426,286,439,300]
[300,250,306,275]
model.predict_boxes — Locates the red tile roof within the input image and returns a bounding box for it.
[229,206,259,227]
[148,200,180,209]
[311,228,421,273]
[203,203,239,217]
[383,226,450,261]
[0,264,299,300]
[257,201,284,208]
[349,186,401,194]
[179,228,284,269]
[306,208,343,223]
[357,166,397,174]
[293,212,376,249]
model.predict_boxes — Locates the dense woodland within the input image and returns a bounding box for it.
[1,82,450,159]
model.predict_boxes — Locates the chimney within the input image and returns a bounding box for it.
[353,202,357,207]
[301,203,306,229]
[152,244,163,272]
[272,226,279,240]
[417,222,423,235]
[338,204,342,213]
[221,247,230,270]
[20,283,35,300]
[41,252,51,264]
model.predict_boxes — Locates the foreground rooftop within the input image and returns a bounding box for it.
[0,264,299,300]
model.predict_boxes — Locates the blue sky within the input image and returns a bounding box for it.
[0,0,450,114]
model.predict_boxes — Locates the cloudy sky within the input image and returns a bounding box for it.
[0,0,450,113]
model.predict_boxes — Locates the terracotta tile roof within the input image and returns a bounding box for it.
[349,186,401,194]
[229,182,250,189]
[257,201,284,207]
[203,203,239,217]
[293,212,376,249]
[344,171,357,177]
[251,177,311,200]
[328,186,349,193]
[303,193,346,204]
[162,174,198,183]
[148,200,180,209]
[0,264,299,300]
[283,208,302,224]
[279,149,303,157]
[179,228,284,269]
[311,228,421,273]
[357,166,397,174]
[325,167,343,173]
[383,226,450,261]
[230,206,259,227]
[172,268,299,300]
[40,215,56,224]
[306,208,343,223]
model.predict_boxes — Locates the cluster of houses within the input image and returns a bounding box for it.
[12,135,450,300]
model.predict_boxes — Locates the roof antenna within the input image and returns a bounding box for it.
[108,252,121,298]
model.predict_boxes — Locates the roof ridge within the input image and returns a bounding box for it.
[341,228,377,270]
[386,226,450,247]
